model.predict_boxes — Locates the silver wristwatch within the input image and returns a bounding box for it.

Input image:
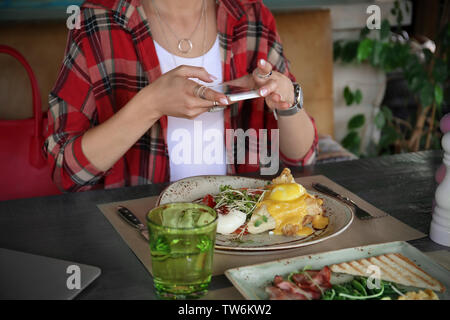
[274,82,303,118]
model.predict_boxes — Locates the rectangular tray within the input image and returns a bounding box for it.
[224,241,450,300]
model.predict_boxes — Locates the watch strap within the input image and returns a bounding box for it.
[275,82,303,117]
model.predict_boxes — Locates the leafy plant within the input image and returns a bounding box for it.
[343,86,362,106]
[334,0,450,156]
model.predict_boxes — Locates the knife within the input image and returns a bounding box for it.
[116,206,149,240]
[311,183,373,220]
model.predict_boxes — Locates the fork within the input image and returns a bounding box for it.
[312,183,374,220]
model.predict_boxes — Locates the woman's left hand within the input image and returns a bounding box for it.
[252,59,294,110]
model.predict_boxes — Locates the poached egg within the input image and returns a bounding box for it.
[216,209,247,235]
[248,181,328,236]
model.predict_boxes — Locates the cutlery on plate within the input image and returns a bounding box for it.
[116,206,149,240]
[311,183,373,220]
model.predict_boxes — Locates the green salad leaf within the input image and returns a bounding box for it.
[321,276,407,300]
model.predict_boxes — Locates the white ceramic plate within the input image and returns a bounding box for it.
[156,175,354,252]
[224,241,450,300]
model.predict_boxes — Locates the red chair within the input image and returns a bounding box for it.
[0,45,61,201]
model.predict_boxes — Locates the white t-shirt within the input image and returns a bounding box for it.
[154,36,227,181]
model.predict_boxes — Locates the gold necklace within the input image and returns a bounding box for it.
[152,0,206,55]
[153,0,208,69]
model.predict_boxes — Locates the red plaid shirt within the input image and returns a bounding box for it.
[45,0,318,192]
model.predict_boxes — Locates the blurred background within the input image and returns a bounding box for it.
[0,0,449,161]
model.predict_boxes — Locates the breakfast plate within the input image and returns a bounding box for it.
[156,175,354,252]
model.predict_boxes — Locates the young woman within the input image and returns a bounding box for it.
[44,0,318,191]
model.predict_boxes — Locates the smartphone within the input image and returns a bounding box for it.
[207,83,260,102]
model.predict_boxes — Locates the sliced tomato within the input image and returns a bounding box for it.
[217,205,229,215]
[233,224,249,235]
[201,194,216,208]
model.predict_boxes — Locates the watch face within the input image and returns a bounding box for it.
[298,86,303,108]
[293,83,303,109]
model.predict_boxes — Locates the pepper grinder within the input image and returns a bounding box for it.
[430,114,450,246]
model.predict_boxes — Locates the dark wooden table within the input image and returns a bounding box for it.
[0,150,447,299]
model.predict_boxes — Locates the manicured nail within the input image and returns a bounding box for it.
[220,97,228,105]
[260,88,268,96]
[260,59,266,66]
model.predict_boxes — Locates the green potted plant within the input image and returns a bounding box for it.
[333,0,449,156]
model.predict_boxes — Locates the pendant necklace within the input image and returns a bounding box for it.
[152,0,206,55]
[152,0,208,69]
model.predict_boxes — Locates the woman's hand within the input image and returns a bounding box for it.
[253,59,294,110]
[228,59,294,110]
[231,59,294,109]
[136,65,230,120]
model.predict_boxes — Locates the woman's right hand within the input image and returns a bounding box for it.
[136,65,230,120]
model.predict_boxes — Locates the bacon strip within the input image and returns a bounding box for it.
[291,266,332,298]
[266,276,311,300]
[267,267,332,300]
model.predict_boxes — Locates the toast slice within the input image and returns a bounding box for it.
[330,253,445,293]
[247,204,277,234]
[271,168,295,185]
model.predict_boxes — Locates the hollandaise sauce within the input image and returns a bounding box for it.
[259,194,313,236]
[258,183,328,236]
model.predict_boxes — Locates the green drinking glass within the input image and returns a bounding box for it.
[147,202,218,299]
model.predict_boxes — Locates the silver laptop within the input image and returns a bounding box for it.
[0,248,101,300]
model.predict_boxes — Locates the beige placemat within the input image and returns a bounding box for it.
[97,175,426,276]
